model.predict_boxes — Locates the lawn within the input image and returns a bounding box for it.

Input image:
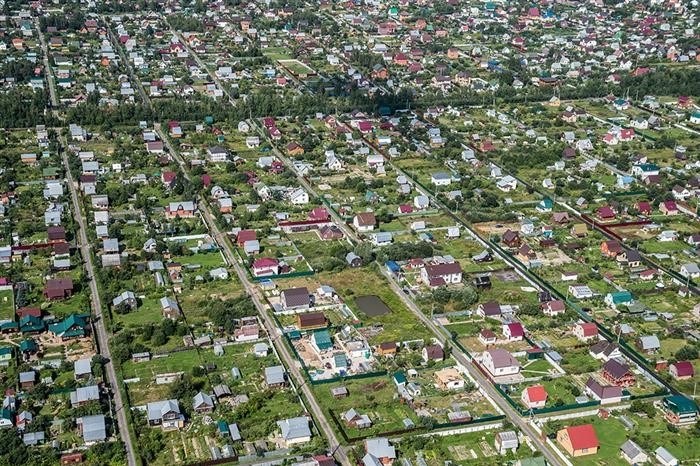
[315,265,433,344]
[313,376,418,438]
[0,288,14,321]
[396,430,535,465]
[551,414,700,465]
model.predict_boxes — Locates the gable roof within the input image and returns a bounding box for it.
[565,424,599,450]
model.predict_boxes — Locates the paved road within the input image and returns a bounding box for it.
[60,140,139,466]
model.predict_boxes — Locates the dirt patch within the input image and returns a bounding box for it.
[493,270,519,282]
[355,295,391,317]
[367,381,387,391]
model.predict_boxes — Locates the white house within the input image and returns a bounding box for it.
[496,175,518,192]
[288,188,309,205]
[482,349,520,377]
[431,172,452,186]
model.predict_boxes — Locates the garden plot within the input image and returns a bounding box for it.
[278,59,317,77]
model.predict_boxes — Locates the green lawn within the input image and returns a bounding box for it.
[313,376,418,438]
[317,265,433,344]
[0,288,14,321]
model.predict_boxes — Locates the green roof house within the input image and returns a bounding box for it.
[311,330,332,351]
[662,395,698,426]
[604,291,633,310]
[19,315,45,334]
[49,314,88,340]
[0,347,12,364]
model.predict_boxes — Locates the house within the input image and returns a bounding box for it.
[655,447,678,466]
[192,392,215,413]
[605,291,633,310]
[112,290,137,310]
[70,385,100,407]
[602,359,635,387]
[297,312,327,330]
[669,361,694,380]
[680,263,700,279]
[342,408,372,429]
[479,329,497,345]
[49,314,88,340]
[265,366,286,387]
[501,230,522,249]
[19,371,36,389]
[252,258,279,277]
[521,385,547,409]
[584,378,622,404]
[377,342,397,357]
[601,240,623,258]
[345,251,362,268]
[420,262,462,287]
[23,431,45,446]
[542,300,566,316]
[589,341,622,361]
[165,201,196,218]
[430,172,451,186]
[371,232,393,246]
[574,322,598,342]
[160,297,181,319]
[620,439,648,465]
[482,349,520,377]
[571,223,588,237]
[503,322,525,341]
[617,250,642,268]
[434,367,464,390]
[556,424,599,457]
[146,400,185,430]
[661,395,698,426]
[637,335,660,354]
[75,414,107,445]
[363,438,396,466]
[277,417,311,446]
[353,213,376,232]
[494,431,519,455]
[659,201,679,216]
[568,284,594,299]
[44,278,73,300]
[497,176,518,192]
[281,287,310,312]
[596,206,616,221]
[422,344,444,362]
[207,146,229,163]
[74,358,92,380]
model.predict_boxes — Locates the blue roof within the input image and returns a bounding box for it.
[385,261,401,272]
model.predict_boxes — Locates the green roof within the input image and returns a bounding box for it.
[217,420,228,432]
[664,395,697,414]
[19,315,45,333]
[312,330,332,349]
[0,347,12,356]
[608,291,633,303]
[19,340,37,352]
[49,314,87,336]
[393,371,407,384]
[0,321,18,331]
[333,353,347,367]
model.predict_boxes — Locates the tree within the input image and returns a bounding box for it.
[675,345,699,361]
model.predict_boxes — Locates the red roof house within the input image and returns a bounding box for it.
[522,385,548,409]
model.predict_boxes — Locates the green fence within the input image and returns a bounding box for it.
[252,270,315,282]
